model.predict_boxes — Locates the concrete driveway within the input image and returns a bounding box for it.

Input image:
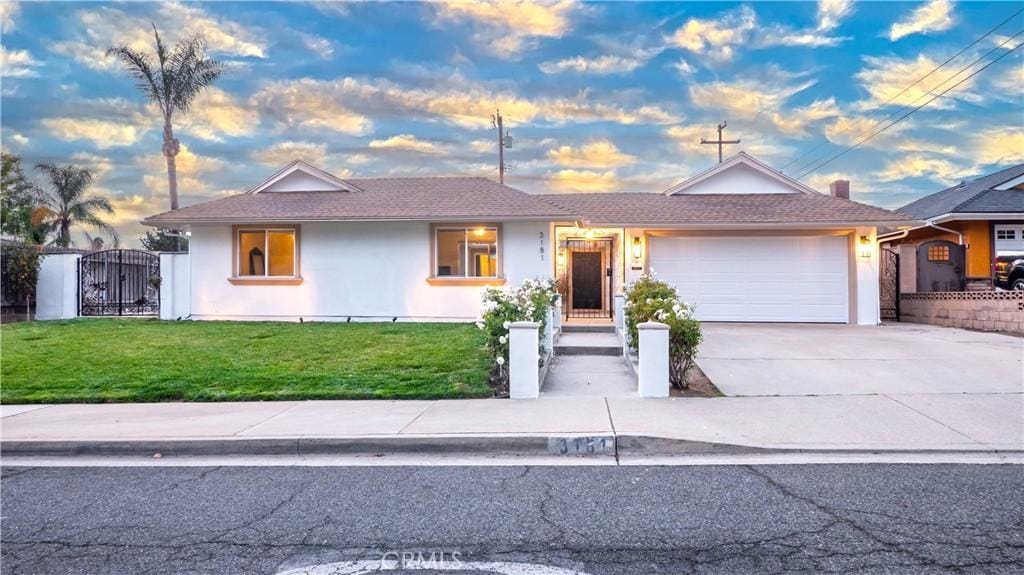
[697,323,1023,396]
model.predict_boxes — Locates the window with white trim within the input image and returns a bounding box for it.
[996,229,1016,240]
[237,228,297,277]
[434,226,499,278]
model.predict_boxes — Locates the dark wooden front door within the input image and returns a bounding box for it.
[571,251,602,310]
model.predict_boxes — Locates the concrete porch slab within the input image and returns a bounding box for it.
[542,355,636,398]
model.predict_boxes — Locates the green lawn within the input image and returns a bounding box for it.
[1,319,492,403]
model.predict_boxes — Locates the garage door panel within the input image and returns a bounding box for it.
[649,235,849,323]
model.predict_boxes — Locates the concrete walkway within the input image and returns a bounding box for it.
[3,391,1021,452]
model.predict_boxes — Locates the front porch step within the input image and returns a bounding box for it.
[560,324,616,334]
[554,331,622,356]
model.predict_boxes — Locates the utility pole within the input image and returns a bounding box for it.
[491,109,513,183]
[700,121,740,163]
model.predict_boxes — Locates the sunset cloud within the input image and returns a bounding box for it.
[435,0,578,58]
[368,134,446,155]
[668,5,756,62]
[251,141,328,167]
[547,140,636,169]
[876,154,967,182]
[42,117,148,148]
[548,169,620,192]
[889,0,955,41]
[0,45,40,77]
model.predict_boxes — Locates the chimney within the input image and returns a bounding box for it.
[829,179,850,200]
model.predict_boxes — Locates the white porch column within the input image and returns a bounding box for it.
[855,227,880,325]
[159,253,191,321]
[614,294,626,333]
[551,295,562,334]
[36,253,80,320]
[542,307,554,353]
[509,321,540,399]
[637,320,670,398]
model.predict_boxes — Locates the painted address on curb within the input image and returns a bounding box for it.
[547,436,614,456]
[277,559,594,574]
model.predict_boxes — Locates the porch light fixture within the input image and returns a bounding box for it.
[858,235,873,259]
[584,229,595,239]
[473,227,486,237]
[632,236,642,261]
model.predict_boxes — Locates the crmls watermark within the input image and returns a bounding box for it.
[379,551,464,570]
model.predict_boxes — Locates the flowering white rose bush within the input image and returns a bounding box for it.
[476,277,558,384]
[623,274,703,389]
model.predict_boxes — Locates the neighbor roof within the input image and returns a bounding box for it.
[536,192,911,227]
[898,163,1024,220]
[143,177,574,225]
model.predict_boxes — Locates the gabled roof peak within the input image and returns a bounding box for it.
[664,152,820,196]
[246,160,360,194]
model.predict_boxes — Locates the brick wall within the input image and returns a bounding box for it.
[899,291,1023,334]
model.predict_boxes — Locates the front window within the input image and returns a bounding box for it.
[434,226,498,278]
[237,228,297,277]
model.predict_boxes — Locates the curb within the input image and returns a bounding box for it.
[3,435,1019,459]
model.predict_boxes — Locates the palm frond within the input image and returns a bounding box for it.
[106,45,166,117]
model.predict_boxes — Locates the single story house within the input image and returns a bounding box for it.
[879,163,1024,292]
[142,153,912,325]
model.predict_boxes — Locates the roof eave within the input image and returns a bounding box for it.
[142,214,575,226]
[566,220,918,230]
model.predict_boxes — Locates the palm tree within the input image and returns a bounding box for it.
[108,25,221,211]
[33,163,117,248]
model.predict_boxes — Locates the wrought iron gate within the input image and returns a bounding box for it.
[78,249,160,316]
[562,238,614,320]
[880,246,900,321]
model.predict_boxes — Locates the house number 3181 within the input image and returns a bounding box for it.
[539,231,545,260]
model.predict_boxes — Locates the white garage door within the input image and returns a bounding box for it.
[648,235,849,323]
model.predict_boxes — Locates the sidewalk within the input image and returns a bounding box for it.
[2,392,1021,457]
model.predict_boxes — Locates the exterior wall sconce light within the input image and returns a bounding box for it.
[859,235,873,259]
[632,236,643,260]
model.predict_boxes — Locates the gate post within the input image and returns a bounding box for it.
[637,321,670,398]
[509,321,540,399]
[36,253,81,320]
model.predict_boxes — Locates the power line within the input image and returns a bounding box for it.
[794,34,1024,180]
[781,6,1024,173]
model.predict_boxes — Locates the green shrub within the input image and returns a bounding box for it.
[476,278,558,382]
[624,274,703,389]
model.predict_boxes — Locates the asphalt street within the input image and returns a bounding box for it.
[2,464,1022,574]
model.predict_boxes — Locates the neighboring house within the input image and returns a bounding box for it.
[879,164,1024,292]
[142,153,911,325]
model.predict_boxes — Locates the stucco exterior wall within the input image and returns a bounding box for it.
[188,220,551,321]
[900,291,1023,334]
[887,220,992,280]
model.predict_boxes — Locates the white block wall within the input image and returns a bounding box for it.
[35,253,80,320]
[159,253,191,320]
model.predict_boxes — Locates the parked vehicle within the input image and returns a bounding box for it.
[994,254,1024,290]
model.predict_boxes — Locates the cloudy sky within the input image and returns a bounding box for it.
[1,0,1022,246]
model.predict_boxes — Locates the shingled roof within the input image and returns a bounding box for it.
[536,192,911,227]
[143,177,573,225]
[898,163,1024,220]
[144,159,913,228]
